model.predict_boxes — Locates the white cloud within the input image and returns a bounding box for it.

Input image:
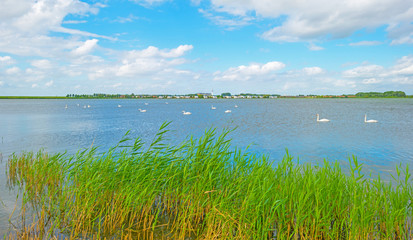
[349,41,382,46]
[87,45,195,83]
[362,78,381,84]
[199,8,254,30]
[11,0,99,35]
[45,80,54,87]
[6,67,21,75]
[0,56,13,63]
[214,61,285,81]
[31,83,38,88]
[63,20,87,24]
[340,56,413,88]
[0,0,105,58]
[71,39,99,56]
[308,43,324,51]
[205,0,413,44]
[125,45,193,59]
[31,59,52,69]
[303,67,324,75]
[343,65,384,78]
[391,56,413,75]
[130,0,169,7]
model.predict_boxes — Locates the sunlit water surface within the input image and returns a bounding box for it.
[1,98,413,235]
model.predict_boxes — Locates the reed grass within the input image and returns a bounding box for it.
[5,122,413,239]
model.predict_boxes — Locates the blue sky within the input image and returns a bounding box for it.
[1,0,413,95]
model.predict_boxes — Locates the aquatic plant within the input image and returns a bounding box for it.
[5,122,413,239]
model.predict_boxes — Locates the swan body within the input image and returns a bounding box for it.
[139,109,146,113]
[65,104,68,109]
[144,103,148,105]
[235,105,238,108]
[118,105,122,108]
[225,110,231,113]
[182,111,191,115]
[365,114,378,123]
[211,106,216,110]
[87,105,91,108]
[317,114,330,122]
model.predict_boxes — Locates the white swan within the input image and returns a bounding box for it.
[225,110,231,113]
[182,111,191,115]
[87,105,91,108]
[364,114,378,123]
[118,105,122,108]
[211,106,216,110]
[317,114,330,122]
[139,109,146,113]
[65,104,68,109]
[144,103,149,105]
[235,105,238,108]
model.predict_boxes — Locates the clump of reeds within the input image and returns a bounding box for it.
[5,122,413,239]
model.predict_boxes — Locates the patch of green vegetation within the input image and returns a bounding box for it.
[5,123,413,239]
[355,91,407,98]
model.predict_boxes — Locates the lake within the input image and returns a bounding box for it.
[1,98,413,234]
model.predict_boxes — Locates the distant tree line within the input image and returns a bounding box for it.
[66,93,137,98]
[355,91,407,98]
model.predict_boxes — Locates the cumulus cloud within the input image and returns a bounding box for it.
[204,0,413,44]
[340,56,413,88]
[199,8,254,30]
[343,65,384,78]
[31,59,52,69]
[45,80,54,87]
[71,39,99,56]
[6,67,21,75]
[362,78,381,84]
[303,67,324,75]
[124,45,193,59]
[86,45,195,83]
[214,61,285,81]
[0,56,13,63]
[0,0,104,58]
[308,43,324,51]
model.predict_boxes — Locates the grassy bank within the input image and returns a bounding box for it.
[5,123,413,239]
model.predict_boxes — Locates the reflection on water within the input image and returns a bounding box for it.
[0,98,413,235]
[1,98,413,166]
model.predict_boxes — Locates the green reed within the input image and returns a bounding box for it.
[5,122,413,239]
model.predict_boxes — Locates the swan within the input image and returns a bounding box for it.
[118,105,122,108]
[225,110,231,113]
[144,103,149,105]
[87,105,91,108]
[365,114,378,123]
[83,105,87,109]
[211,106,216,110]
[65,104,68,109]
[139,109,146,113]
[317,114,330,122]
[182,111,191,115]
[235,105,238,108]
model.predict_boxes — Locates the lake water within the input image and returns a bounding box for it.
[1,98,413,234]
